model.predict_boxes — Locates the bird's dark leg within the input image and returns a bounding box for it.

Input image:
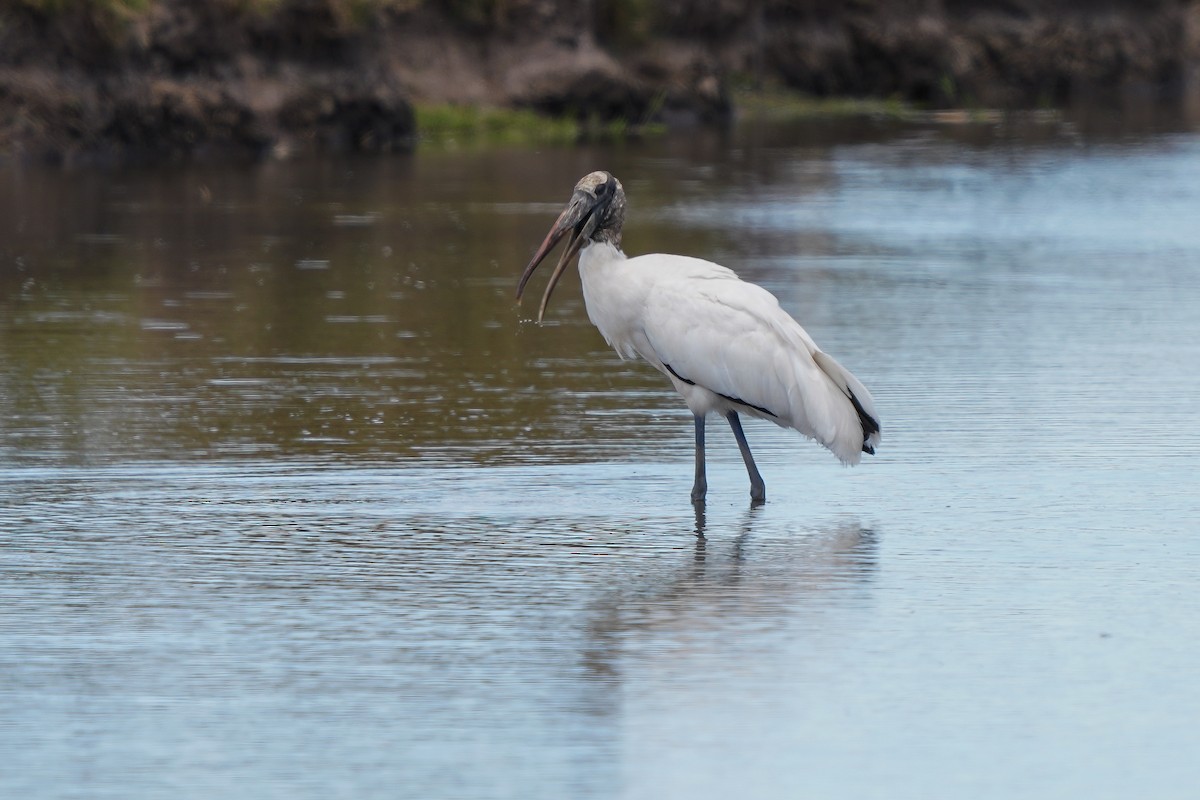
[725,411,766,503]
[691,414,707,504]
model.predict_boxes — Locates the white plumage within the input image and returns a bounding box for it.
[579,243,878,465]
[517,171,880,503]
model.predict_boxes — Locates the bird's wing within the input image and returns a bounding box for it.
[636,257,876,463]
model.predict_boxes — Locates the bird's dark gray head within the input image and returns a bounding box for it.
[516,170,627,323]
[571,171,626,247]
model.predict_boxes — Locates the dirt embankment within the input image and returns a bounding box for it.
[1,0,1197,163]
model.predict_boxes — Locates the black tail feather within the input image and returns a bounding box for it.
[848,389,880,455]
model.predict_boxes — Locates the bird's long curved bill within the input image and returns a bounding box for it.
[516,199,593,324]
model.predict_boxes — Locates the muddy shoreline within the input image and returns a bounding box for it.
[1,0,1197,163]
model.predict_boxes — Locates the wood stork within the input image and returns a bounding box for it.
[516,171,880,504]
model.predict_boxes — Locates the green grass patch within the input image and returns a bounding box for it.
[414,104,664,148]
[415,104,580,147]
[732,85,915,121]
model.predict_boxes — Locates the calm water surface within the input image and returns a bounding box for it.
[3,111,1200,798]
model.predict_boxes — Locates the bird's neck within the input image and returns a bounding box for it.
[591,227,622,249]
[579,238,626,268]
[577,239,638,359]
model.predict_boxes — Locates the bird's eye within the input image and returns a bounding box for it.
[596,182,608,195]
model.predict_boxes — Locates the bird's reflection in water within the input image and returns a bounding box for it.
[581,506,878,681]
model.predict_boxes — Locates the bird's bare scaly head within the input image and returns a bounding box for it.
[516,171,626,323]
[572,171,626,247]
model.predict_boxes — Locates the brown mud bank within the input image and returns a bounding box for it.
[1,0,1197,163]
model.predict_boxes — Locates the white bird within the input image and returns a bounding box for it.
[516,171,880,504]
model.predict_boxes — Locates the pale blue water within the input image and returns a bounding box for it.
[2,113,1199,798]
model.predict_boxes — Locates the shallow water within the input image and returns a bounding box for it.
[3,110,1200,798]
